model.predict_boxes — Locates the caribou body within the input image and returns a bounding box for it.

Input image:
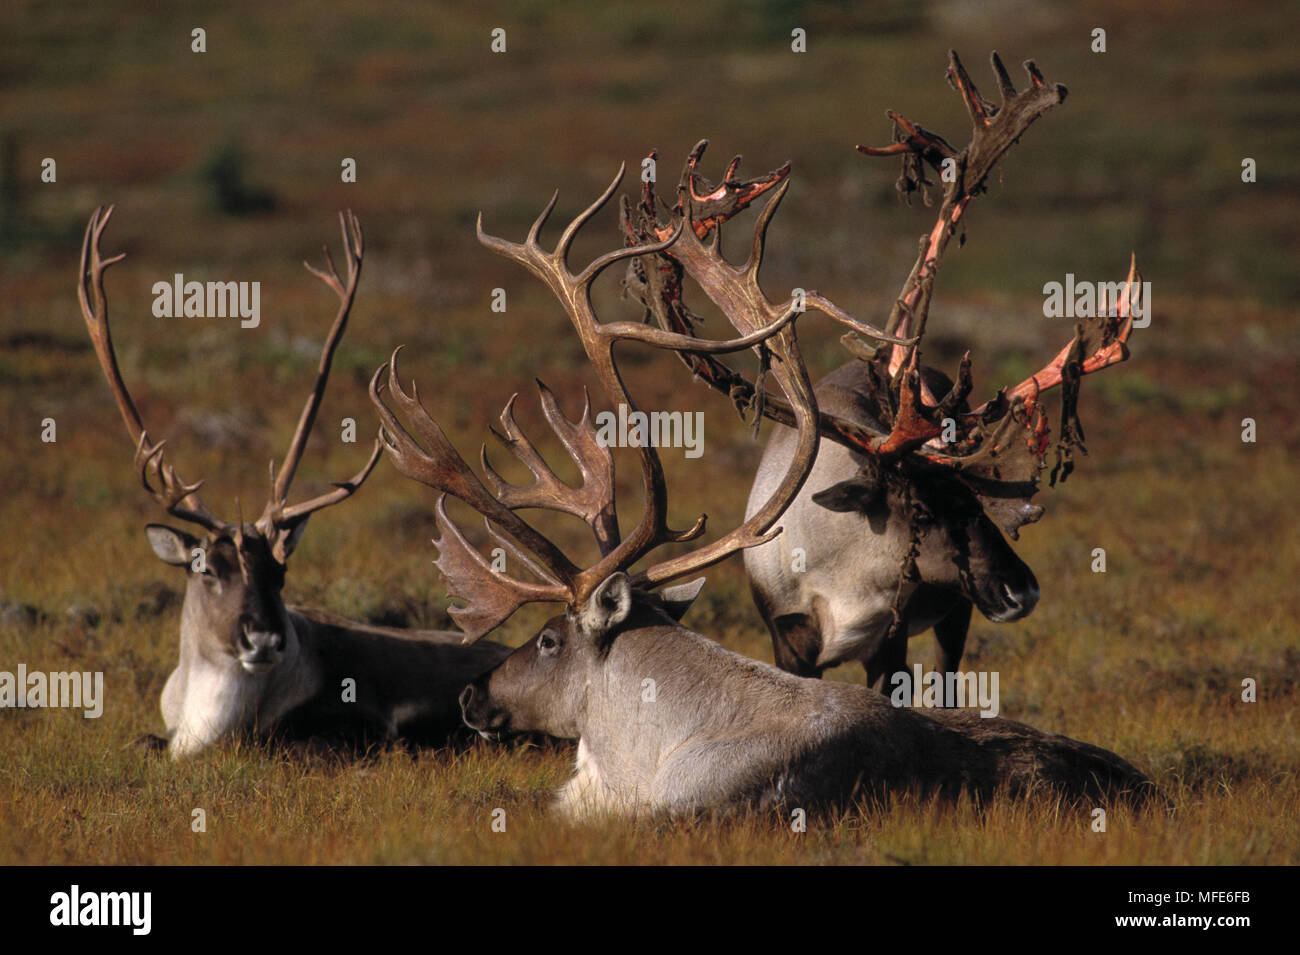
[146,525,509,756]
[79,207,509,758]
[744,362,1040,686]
[460,573,1154,817]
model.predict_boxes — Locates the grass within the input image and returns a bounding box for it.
[1,0,1297,864]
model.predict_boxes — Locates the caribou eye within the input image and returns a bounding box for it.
[537,630,560,653]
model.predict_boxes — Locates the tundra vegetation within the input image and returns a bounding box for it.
[0,1,1296,862]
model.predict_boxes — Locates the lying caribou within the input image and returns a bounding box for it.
[367,160,1157,817]
[78,208,509,757]
[621,51,1140,689]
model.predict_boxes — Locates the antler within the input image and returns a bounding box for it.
[623,52,1139,533]
[858,49,1068,379]
[375,167,835,641]
[78,206,234,534]
[477,165,828,594]
[852,51,1139,498]
[78,207,379,556]
[481,383,620,556]
[371,352,585,639]
[257,211,381,560]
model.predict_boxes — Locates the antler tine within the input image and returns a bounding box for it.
[370,348,582,568]
[275,438,382,526]
[480,383,621,557]
[78,207,231,534]
[989,255,1141,418]
[990,51,1019,102]
[370,350,596,641]
[946,49,997,128]
[430,498,570,642]
[264,211,369,540]
[556,165,627,274]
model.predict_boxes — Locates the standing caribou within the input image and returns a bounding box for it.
[621,51,1140,690]
[368,128,1157,817]
[78,207,509,758]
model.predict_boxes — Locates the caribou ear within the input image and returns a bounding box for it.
[657,577,706,622]
[145,524,199,567]
[579,572,635,637]
[812,471,885,516]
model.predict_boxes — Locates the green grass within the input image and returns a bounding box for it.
[1,0,1297,863]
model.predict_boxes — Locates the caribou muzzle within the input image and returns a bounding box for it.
[973,569,1041,623]
[459,681,511,739]
[237,627,286,673]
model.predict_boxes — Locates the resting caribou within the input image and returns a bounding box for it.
[621,51,1141,689]
[78,208,509,758]
[367,159,1157,817]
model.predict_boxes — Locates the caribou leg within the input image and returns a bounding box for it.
[934,599,972,704]
[865,628,909,695]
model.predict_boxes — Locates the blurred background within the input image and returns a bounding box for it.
[1,0,1296,663]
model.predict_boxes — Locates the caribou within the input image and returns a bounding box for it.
[620,51,1140,690]
[367,128,1158,817]
[78,207,510,758]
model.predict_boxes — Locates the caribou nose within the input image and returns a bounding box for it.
[999,579,1041,619]
[238,628,283,672]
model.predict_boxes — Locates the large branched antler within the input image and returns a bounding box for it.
[621,51,1141,535]
[853,50,1138,502]
[376,168,835,641]
[78,208,379,556]
[476,166,828,593]
[370,353,605,639]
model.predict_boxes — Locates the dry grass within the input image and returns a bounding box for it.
[1,0,1297,864]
